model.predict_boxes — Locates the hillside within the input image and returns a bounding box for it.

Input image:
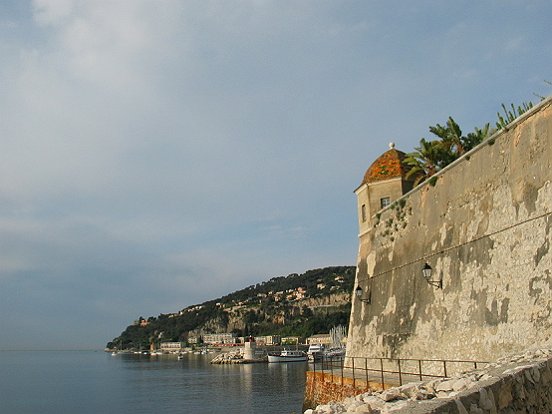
[107,266,355,350]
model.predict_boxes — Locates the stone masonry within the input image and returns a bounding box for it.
[348,97,552,362]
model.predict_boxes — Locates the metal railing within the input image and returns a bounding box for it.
[309,355,489,390]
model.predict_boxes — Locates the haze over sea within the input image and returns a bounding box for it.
[0,351,306,414]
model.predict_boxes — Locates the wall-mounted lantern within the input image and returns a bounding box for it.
[355,285,371,303]
[422,262,442,289]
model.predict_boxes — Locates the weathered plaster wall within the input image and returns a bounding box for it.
[347,98,552,362]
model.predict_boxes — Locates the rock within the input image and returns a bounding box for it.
[422,379,438,393]
[328,403,346,413]
[353,403,373,413]
[452,377,475,392]
[454,399,469,414]
[469,403,484,414]
[497,383,513,409]
[479,388,497,414]
[540,365,552,384]
[380,400,409,413]
[397,382,423,399]
[304,410,314,414]
[478,374,493,382]
[315,404,333,414]
[435,379,455,392]
[531,366,541,382]
[344,401,361,411]
[524,369,535,384]
[378,388,403,402]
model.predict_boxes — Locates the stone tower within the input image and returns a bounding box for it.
[352,143,416,304]
[354,143,415,235]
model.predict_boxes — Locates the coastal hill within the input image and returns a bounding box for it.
[107,266,355,350]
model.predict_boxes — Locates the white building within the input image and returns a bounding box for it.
[160,342,185,352]
[203,333,237,345]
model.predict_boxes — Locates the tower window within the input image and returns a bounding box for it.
[361,204,366,222]
[380,197,391,209]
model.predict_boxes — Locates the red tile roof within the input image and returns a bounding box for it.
[361,148,411,185]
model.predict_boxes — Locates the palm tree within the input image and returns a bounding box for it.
[405,117,491,185]
[404,138,449,185]
[462,123,491,152]
[429,116,465,156]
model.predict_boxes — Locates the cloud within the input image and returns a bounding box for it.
[0,0,551,348]
[32,0,73,25]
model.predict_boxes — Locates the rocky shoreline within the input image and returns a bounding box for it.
[209,350,267,364]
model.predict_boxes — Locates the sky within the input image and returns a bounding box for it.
[0,0,551,350]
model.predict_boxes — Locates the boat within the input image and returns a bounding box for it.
[323,347,346,359]
[267,349,308,363]
[306,344,325,361]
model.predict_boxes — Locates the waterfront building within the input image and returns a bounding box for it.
[307,334,332,346]
[203,333,237,345]
[255,335,281,346]
[160,342,185,352]
[281,336,301,345]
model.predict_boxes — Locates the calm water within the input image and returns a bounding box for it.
[0,350,307,414]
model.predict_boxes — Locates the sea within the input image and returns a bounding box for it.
[0,350,308,414]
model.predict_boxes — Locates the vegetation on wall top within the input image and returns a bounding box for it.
[404,99,537,186]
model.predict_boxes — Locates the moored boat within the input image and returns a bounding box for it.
[267,349,308,363]
[323,347,345,358]
[306,344,325,361]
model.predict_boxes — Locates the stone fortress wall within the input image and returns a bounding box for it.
[347,97,552,363]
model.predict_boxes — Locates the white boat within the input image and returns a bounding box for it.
[267,349,308,363]
[307,344,325,361]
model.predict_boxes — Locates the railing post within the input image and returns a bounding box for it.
[352,357,356,388]
[380,358,385,390]
[418,359,423,381]
[443,360,448,378]
[397,359,402,386]
[340,357,344,386]
[365,358,368,389]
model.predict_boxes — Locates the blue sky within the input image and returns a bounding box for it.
[0,0,550,349]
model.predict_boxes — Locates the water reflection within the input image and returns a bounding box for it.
[112,352,307,413]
